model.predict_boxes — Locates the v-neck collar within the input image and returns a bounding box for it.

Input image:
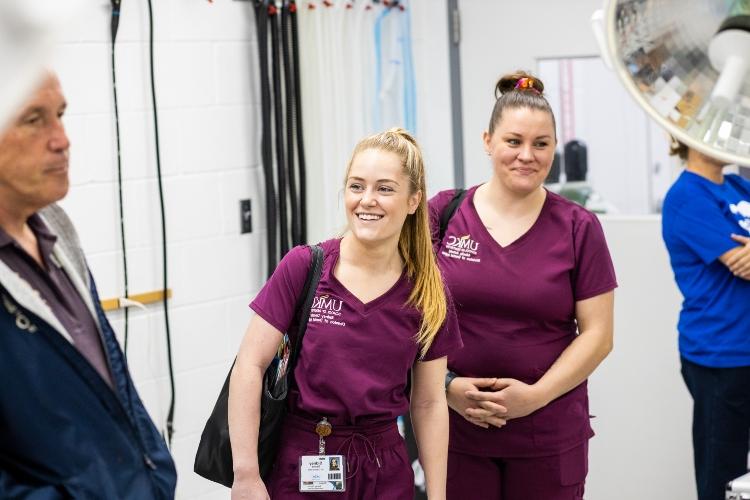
[327,239,408,315]
[467,185,550,252]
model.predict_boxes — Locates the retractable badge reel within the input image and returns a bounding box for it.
[298,418,346,493]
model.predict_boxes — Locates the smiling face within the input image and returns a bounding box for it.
[483,106,556,196]
[344,148,421,247]
[0,74,70,215]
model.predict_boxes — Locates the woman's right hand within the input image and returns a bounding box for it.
[446,377,507,429]
[231,475,270,500]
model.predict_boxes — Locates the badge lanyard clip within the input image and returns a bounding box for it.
[315,418,332,455]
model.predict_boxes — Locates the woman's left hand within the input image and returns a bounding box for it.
[728,234,750,279]
[464,378,547,420]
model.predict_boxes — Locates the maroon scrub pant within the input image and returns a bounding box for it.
[446,441,588,500]
[267,413,414,499]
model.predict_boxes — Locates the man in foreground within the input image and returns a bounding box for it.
[0,73,176,499]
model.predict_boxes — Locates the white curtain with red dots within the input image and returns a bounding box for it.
[297,0,416,242]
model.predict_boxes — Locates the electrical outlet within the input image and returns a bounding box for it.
[240,199,252,234]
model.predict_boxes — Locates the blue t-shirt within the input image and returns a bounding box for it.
[662,170,750,368]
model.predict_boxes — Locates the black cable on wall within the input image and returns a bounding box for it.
[269,4,290,258]
[280,2,299,246]
[289,0,307,244]
[110,0,131,354]
[255,1,279,277]
[253,0,307,270]
[146,0,176,447]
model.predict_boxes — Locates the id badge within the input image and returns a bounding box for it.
[299,455,346,492]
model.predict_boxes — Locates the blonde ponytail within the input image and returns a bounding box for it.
[345,128,447,358]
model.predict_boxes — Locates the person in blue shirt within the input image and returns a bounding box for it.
[661,139,750,500]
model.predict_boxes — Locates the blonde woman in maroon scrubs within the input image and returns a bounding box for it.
[229,128,462,499]
[429,72,617,500]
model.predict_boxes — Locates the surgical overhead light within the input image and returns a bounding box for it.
[604,0,750,166]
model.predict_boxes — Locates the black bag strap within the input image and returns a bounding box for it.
[286,244,324,387]
[438,188,468,244]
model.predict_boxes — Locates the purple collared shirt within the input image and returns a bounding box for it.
[0,214,113,388]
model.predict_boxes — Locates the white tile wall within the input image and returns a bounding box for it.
[47,1,451,498]
[51,1,259,498]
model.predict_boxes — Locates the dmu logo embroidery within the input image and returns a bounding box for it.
[442,234,481,263]
[445,234,479,251]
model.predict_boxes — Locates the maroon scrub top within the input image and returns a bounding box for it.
[250,238,462,426]
[429,186,617,457]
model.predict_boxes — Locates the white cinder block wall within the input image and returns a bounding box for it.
[53,1,262,499]
[50,1,453,499]
[33,1,706,499]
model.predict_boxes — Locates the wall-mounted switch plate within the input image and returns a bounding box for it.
[240,199,252,234]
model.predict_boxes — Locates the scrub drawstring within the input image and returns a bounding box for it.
[337,433,381,479]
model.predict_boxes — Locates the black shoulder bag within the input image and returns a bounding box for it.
[438,188,467,244]
[194,244,324,487]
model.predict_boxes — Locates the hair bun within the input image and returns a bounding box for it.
[495,71,545,98]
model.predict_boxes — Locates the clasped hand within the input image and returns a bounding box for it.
[446,377,545,429]
[727,234,750,279]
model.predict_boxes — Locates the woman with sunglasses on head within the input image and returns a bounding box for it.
[229,128,462,500]
[429,72,617,500]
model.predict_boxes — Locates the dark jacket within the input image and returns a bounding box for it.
[0,204,176,499]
